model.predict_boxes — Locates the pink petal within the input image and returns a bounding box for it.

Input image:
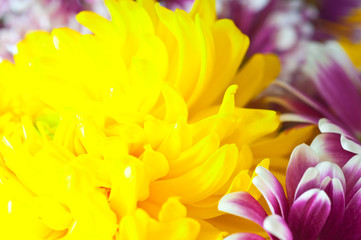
[286,144,319,203]
[342,155,361,197]
[253,166,288,218]
[310,45,361,136]
[218,191,268,227]
[294,168,320,200]
[264,214,293,240]
[340,135,361,155]
[314,162,346,192]
[346,178,361,204]
[340,188,361,240]
[319,178,345,239]
[310,133,355,167]
[272,81,333,120]
[318,119,354,140]
[288,189,331,240]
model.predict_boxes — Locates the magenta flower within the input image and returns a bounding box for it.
[271,41,361,141]
[219,133,361,240]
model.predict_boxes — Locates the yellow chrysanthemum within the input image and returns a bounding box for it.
[0,0,312,239]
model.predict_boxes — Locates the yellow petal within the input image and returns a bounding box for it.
[189,0,216,27]
[149,144,238,203]
[159,197,187,222]
[234,53,281,107]
[250,125,317,158]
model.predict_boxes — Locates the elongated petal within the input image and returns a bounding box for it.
[293,168,321,201]
[310,133,355,167]
[340,189,361,240]
[150,144,238,203]
[225,233,266,240]
[286,144,319,203]
[315,162,346,192]
[346,177,361,204]
[319,178,345,239]
[234,53,280,107]
[189,0,216,27]
[272,81,332,120]
[306,42,361,135]
[263,215,293,240]
[251,125,317,159]
[318,118,355,140]
[288,189,331,240]
[218,192,268,227]
[342,155,361,196]
[253,166,288,218]
[340,135,361,155]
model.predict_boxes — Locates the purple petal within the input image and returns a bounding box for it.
[286,144,319,203]
[310,133,355,167]
[267,97,323,123]
[314,162,346,192]
[346,178,361,204]
[218,192,268,227]
[340,189,361,240]
[273,81,334,120]
[294,168,321,200]
[307,42,361,136]
[318,119,355,139]
[319,178,345,239]
[319,0,360,21]
[225,233,266,240]
[263,214,293,240]
[288,189,331,240]
[342,155,361,197]
[253,166,288,219]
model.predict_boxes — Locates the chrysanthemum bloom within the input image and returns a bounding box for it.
[219,133,361,240]
[0,0,309,239]
[0,0,107,61]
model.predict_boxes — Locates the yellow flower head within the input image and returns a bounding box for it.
[0,0,284,239]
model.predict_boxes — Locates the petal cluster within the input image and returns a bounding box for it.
[219,130,361,240]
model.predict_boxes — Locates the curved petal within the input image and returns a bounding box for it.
[319,178,345,239]
[293,168,321,201]
[150,144,239,203]
[310,133,355,167]
[340,135,361,155]
[346,177,361,204]
[234,53,280,107]
[318,118,354,140]
[340,188,361,240]
[286,144,319,203]
[342,155,361,197]
[252,166,288,218]
[263,215,293,240]
[288,189,331,240]
[218,191,268,227]
[315,162,346,192]
[307,42,361,136]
